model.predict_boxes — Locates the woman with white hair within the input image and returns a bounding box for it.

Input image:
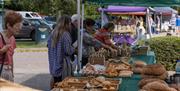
[70,14,80,44]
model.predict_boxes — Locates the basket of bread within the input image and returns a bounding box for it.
[81,63,105,76]
[105,60,133,77]
[52,76,120,91]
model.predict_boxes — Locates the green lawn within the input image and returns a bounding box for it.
[16,40,47,48]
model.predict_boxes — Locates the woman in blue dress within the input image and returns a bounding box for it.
[47,15,74,87]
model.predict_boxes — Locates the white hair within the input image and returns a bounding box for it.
[71,14,81,23]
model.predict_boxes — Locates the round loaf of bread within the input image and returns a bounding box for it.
[134,61,147,68]
[139,78,167,89]
[142,64,166,76]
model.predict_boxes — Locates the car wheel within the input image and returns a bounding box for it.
[31,31,35,41]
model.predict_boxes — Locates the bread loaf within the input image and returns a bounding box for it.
[133,67,143,74]
[142,81,170,91]
[139,78,167,89]
[142,64,166,76]
[134,61,147,68]
[142,72,168,80]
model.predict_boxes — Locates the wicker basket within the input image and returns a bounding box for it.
[88,54,106,65]
[133,46,148,55]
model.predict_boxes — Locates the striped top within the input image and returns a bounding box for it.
[47,31,74,77]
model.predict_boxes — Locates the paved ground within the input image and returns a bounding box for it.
[13,48,50,91]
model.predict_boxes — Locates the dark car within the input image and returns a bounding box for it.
[15,18,51,41]
[43,16,56,30]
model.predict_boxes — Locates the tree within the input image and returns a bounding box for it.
[4,0,102,19]
[4,0,76,16]
[84,2,100,19]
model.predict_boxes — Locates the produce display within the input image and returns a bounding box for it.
[141,64,168,80]
[142,64,166,76]
[105,61,133,77]
[108,57,129,63]
[51,38,165,91]
[89,76,119,91]
[114,25,135,34]
[52,76,120,91]
[95,48,118,58]
[88,50,106,65]
[140,81,177,91]
[87,45,131,66]
[120,42,131,57]
[138,64,175,91]
[82,63,105,76]
[139,78,167,89]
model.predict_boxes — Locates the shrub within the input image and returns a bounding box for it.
[147,36,180,70]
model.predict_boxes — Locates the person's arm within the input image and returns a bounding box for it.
[0,38,10,54]
[63,32,74,56]
[104,34,118,49]
[83,32,95,46]
[0,46,10,54]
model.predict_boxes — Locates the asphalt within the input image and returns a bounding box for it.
[13,49,51,91]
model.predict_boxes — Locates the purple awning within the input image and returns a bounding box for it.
[98,5,147,12]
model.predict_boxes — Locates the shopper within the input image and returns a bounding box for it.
[0,10,23,81]
[95,22,118,49]
[82,18,115,67]
[48,15,74,87]
[70,14,80,44]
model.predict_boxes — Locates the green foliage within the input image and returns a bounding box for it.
[4,0,76,16]
[84,2,100,20]
[147,36,180,70]
[4,0,101,19]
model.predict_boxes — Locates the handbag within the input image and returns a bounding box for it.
[0,33,7,76]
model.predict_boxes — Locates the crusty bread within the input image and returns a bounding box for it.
[133,67,143,74]
[134,61,147,68]
[142,81,170,91]
[141,72,168,80]
[142,64,166,76]
[139,78,167,89]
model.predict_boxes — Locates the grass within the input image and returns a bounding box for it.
[16,40,47,48]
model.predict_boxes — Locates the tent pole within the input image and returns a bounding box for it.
[146,8,152,38]
[146,9,148,34]
[79,0,85,69]
[160,12,162,32]
[101,7,104,28]
[77,0,81,72]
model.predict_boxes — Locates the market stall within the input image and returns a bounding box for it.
[98,6,147,15]
[153,7,178,32]
[51,43,159,91]
[97,5,152,45]
[61,0,180,91]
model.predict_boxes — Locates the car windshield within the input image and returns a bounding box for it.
[30,13,40,17]
[44,16,56,22]
[29,19,48,26]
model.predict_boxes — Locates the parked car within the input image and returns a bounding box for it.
[43,16,56,30]
[17,11,42,19]
[15,18,51,41]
